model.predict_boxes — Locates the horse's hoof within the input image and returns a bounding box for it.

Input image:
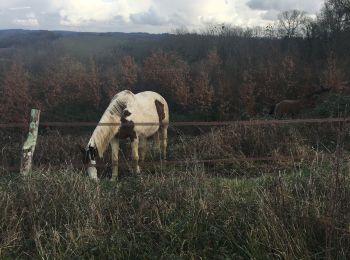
[135,166,141,174]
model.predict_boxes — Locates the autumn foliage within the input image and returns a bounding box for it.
[117,55,138,91]
[0,0,350,123]
[143,50,190,107]
[0,61,31,123]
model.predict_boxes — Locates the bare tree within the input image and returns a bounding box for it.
[277,10,308,38]
[320,0,350,33]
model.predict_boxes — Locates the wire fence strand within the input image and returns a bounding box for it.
[1,117,350,129]
[0,117,347,173]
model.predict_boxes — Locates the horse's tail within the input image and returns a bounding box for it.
[269,104,276,115]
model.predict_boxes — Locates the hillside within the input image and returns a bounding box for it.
[0,27,349,123]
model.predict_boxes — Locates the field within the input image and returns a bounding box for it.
[0,123,350,258]
[0,27,350,258]
[1,1,350,257]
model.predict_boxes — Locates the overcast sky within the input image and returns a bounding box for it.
[0,0,325,33]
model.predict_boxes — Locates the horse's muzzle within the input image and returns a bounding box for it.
[86,160,98,181]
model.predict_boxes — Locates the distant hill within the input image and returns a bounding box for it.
[0,30,60,48]
[0,29,169,59]
[0,29,167,47]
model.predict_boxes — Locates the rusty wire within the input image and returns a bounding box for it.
[0,117,349,128]
[0,117,347,172]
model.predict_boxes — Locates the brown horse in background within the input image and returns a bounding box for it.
[269,85,331,118]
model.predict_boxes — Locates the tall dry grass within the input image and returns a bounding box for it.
[2,123,346,174]
[0,162,349,258]
[0,123,349,258]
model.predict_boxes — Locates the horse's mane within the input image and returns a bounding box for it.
[88,91,134,158]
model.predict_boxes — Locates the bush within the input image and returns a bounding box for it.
[309,94,350,118]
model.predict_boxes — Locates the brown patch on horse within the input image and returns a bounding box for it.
[155,100,165,122]
[116,109,136,141]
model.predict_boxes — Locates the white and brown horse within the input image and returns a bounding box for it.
[80,90,169,181]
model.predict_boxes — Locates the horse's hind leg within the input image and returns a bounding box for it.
[110,138,119,181]
[160,126,168,160]
[139,137,147,163]
[153,131,160,154]
[131,136,141,174]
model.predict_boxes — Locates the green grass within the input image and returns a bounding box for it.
[0,163,349,259]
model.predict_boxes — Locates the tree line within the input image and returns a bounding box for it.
[0,0,349,123]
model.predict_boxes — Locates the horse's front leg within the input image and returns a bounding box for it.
[110,138,119,181]
[131,136,140,174]
[140,137,147,163]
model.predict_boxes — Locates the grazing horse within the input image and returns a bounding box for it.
[79,90,169,181]
[270,85,331,118]
[269,99,306,118]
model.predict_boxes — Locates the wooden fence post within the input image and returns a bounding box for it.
[20,109,40,176]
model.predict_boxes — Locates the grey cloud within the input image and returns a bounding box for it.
[246,0,323,14]
[130,7,188,28]
[9,6,31,11]
[0,0,324,33]
[247,0,284,11]
[0,0,57,29]
[261,9,279,20]
[246,0,324,21]
[130,8,168,26]
[168,13,190,27]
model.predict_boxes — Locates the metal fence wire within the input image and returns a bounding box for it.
[1,117,350,128]
[0,117,349,173]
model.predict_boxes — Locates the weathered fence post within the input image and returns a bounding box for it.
[20,109,40,176]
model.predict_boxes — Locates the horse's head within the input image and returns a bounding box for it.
[78,145,98,180]
[79,145,96,164]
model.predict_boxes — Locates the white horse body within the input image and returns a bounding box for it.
[85,90,169,180]
[128,91,168,138]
